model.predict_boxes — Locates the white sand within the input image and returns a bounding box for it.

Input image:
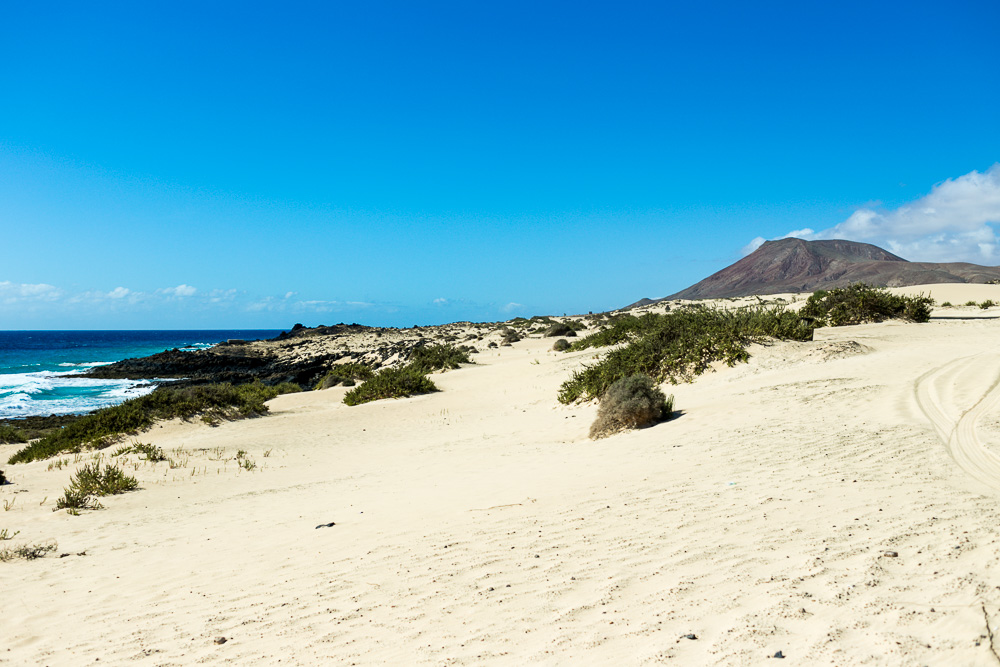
[5,286,1000,664]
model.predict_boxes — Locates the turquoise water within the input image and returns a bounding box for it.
[0,330,282,418]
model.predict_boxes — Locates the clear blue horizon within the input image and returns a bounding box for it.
[2,1,998,329]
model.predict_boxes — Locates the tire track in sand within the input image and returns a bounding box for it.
[915,354,1000,490]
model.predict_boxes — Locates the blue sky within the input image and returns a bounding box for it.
[2,1,998,329]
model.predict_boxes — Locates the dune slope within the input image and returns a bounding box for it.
[6,290,1000,665]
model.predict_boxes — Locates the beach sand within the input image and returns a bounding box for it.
[5,284,1000,664]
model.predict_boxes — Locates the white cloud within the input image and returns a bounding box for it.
[0,277,385,324]
[159,284,197,297]
[0,281,63,304]
[433,297,448,305]
[500,302,524,313]
[763,164,1000,263]
[741,237,767,256]
[207,288,237,303]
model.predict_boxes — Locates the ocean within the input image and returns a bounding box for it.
[0,330,283,419]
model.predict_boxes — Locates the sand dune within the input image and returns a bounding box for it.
[5,288,1000,664]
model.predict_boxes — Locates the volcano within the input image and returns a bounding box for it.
[643,238,1000,303]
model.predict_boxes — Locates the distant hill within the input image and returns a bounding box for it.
[632,238,1000,305]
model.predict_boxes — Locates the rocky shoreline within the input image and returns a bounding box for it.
[79,321,514,388]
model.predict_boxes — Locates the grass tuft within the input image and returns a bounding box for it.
[114,441,166,462]
[0,540,57,562]
[55,461,138,512]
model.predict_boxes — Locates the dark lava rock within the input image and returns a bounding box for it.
[83,347,343,388]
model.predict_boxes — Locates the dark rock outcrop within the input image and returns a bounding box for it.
[84,347,345,388]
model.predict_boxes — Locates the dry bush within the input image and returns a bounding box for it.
[589,374,673,439]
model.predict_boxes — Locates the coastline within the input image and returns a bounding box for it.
[5,288,1000,663]
[0,329,285,422]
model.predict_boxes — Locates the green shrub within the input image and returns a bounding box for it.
[980,300,996,309]
[941,301,953,307]
[800,284,933,326]
[965,300,978,306]
[55,461,138,512]
[568,314,656,352]
[553,339,571,352]
[560,306,812,403]
[67,461,138,496]
[544,323,577,337]
[406,344,473,374]
[0,425,28,444]
[8,381,299,464]
[314,363,374,390]
[590,374,673,439]
[500,328,521,345]
[343,366,439,406]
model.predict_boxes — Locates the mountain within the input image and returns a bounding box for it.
[641,238,1000,303]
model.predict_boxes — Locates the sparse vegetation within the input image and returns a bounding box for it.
[558,284,933,404]
[0,425,28,444]
[114,442,165,462]
[0,540,57,562]
[553,339,571,352]
[343,366,439,406]
[8,381,300,464]
[560,306,812,403]
[800,284,933,326]
[235,450,257,471]
[941,301,953,307]
[55,460,138,512]
[980,300,996,309]
[965,300,978,306]
[590,374,674,439]
[406,344,473,373]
